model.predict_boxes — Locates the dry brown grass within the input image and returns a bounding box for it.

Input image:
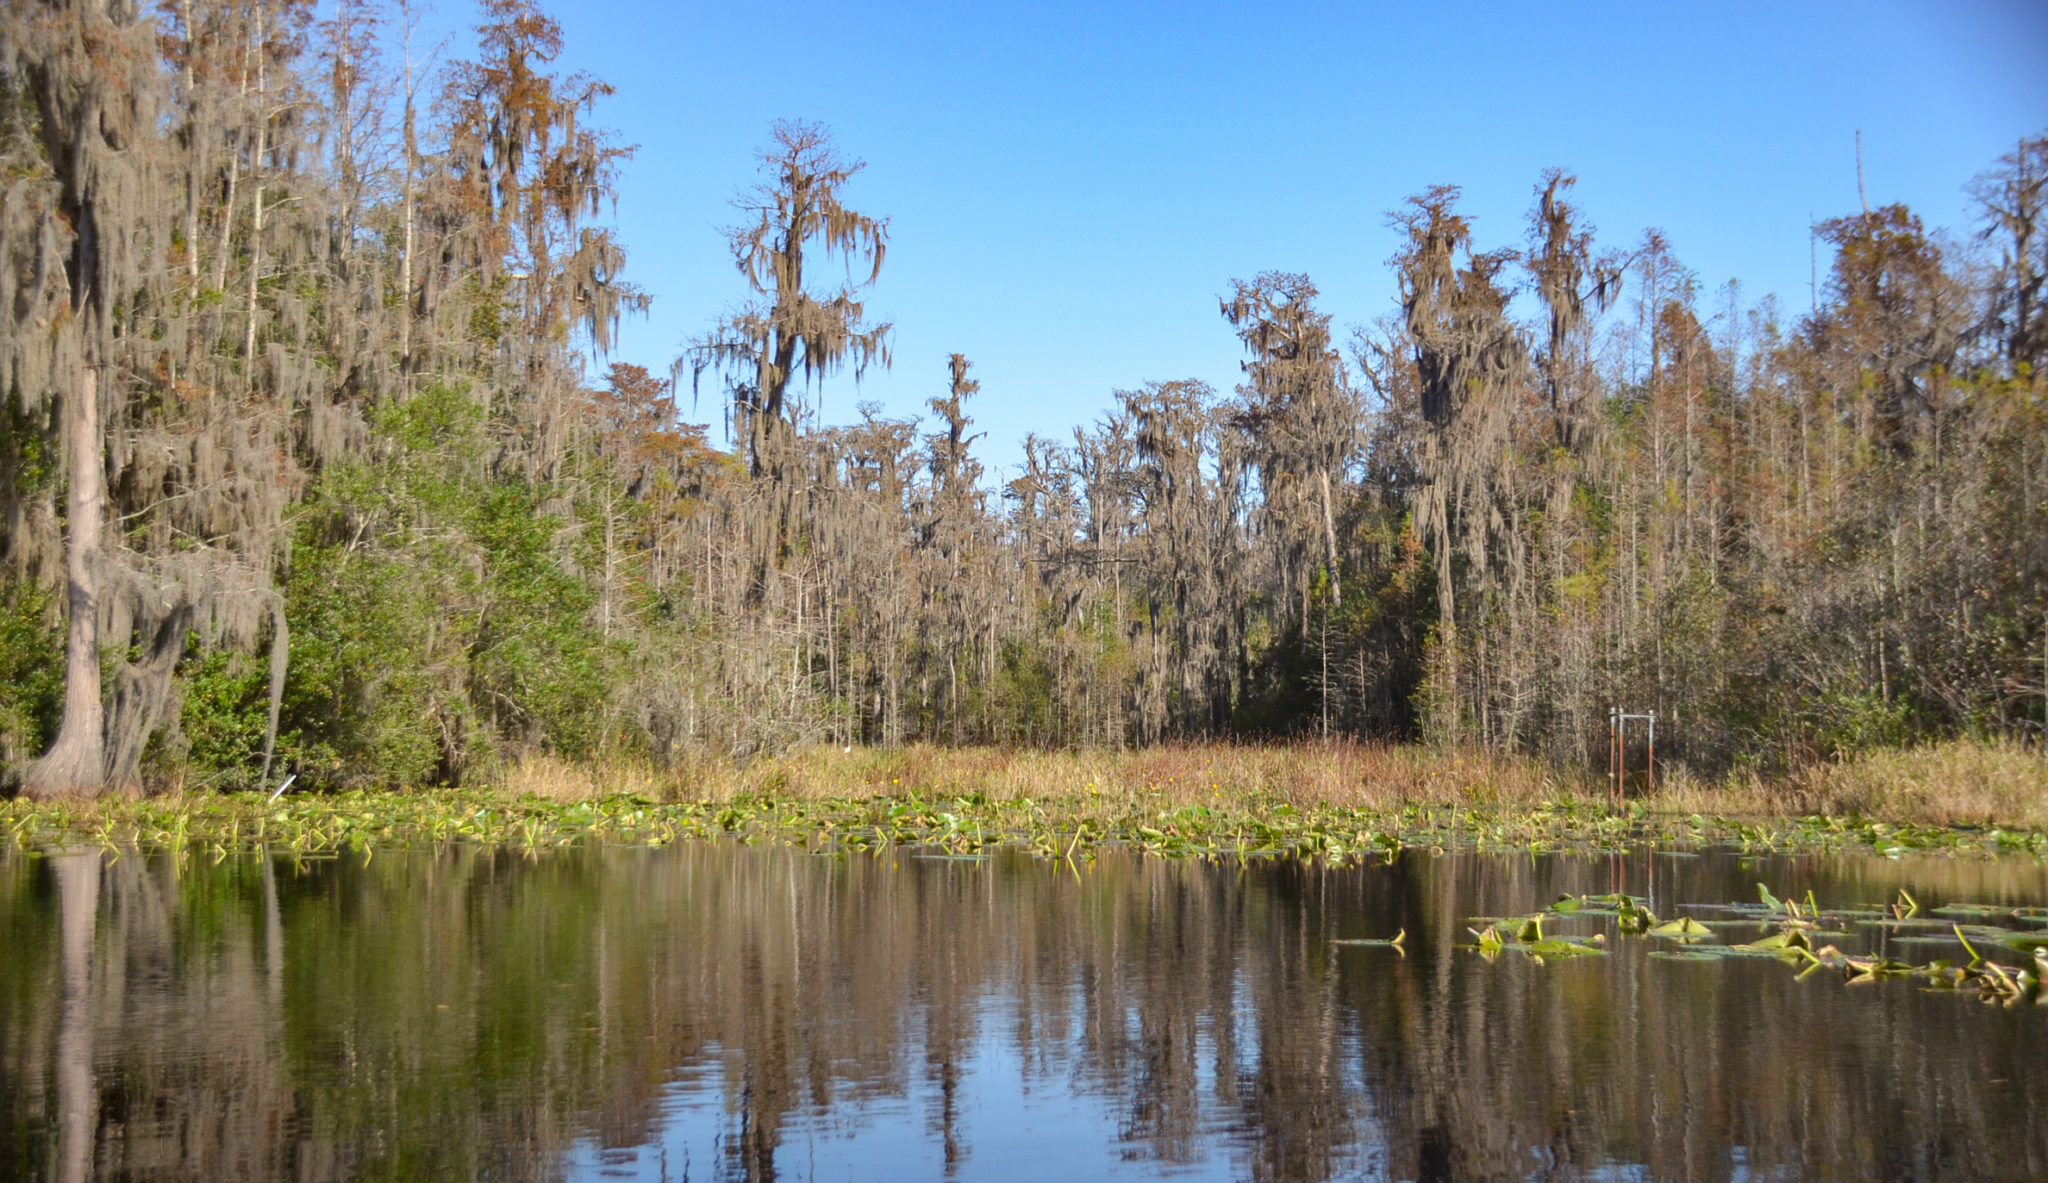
[500,738,2048,831]
[504,754,673,803]
[1644,738,2048,828]
[1785,739,2048,828]
[624,741,1588,809]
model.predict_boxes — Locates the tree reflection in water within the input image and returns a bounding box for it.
[1,843,2043,1181]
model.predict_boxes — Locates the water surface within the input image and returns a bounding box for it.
[2,841,2043,1181]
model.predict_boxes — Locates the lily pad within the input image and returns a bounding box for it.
[1651,948,1739,962]
[1721,944,1807,959]
[1932,904,2018,919]
[1522,938,1606,958]
[1743,930,1813,951]
[1582,892,1642,908]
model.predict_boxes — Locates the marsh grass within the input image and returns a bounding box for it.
[1655,738,2048,830]
[1793,739,2048,828]
[659,738,2046,830]
[506,754,672,802]
[654,741,1584,809]
[3,739,2042,860]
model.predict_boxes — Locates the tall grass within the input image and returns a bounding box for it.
[508,738,2046,829]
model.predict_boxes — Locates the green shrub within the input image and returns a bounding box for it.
[0,581,61,788]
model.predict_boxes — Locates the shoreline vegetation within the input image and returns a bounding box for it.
[0,0,2043,809]
[7,739,2043,861]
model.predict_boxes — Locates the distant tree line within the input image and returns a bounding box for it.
[2,0,2042,796]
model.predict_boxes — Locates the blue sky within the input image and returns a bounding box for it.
[417,0,2047,473]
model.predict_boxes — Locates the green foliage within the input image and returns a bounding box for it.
[0,580,61,786]
[280,383,605,789]
[0,390,53,498]
[176,647,271,792]
[988,639,1057,746]
[0,396,60,789]
[1810,687,1914,756]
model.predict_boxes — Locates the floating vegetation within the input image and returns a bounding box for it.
[1480,884,2048,1007]
[2,790,2046,869]
[1463,912,1608,962]
[1650,948,1738,963]
[1332,929,1407,950]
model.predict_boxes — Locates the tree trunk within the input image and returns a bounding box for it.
[1319,465,1342,608]
[260,595,289,784]
[25,367,107,799]
[1430,476,1459,744]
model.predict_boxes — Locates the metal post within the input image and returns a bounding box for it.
[1609,709,1662,803]
[1648,710,1657,795]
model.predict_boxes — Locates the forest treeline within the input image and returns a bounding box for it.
[1,0,2043,796]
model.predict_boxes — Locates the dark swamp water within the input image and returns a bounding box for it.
[2,841,2045,1182]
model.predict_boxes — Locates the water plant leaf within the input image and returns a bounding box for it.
[1617,904,1659,933]
[1743,930,1813,952]
[1649,916,1712,937]
[1858,916,1952,930]
[1525,938,1605,958]
[1468,926,1505,953]
[1932,904,2017,919]
[1842,956,1916,981]
[1584,892,1639,908]
[1976,960,2022,998]
[1333,929,1406,948]
[1650,948,1734,962]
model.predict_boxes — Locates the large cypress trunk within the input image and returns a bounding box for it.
[23,367,107,799]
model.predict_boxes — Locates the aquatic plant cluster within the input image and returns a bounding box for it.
[4,790,2044,863]
[1463,884,2048,1006]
